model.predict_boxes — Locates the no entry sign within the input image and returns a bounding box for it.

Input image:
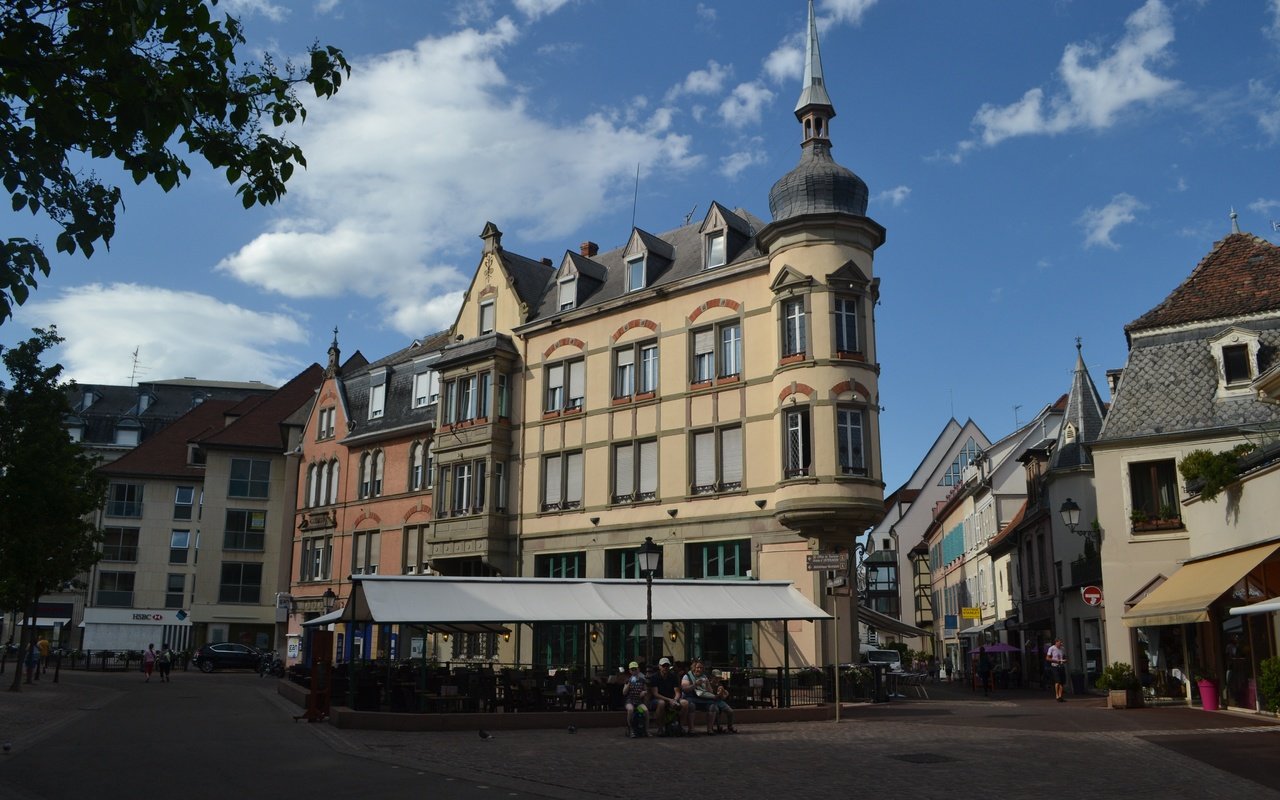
[1081,585,1103,606]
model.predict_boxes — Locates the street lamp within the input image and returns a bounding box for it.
[637,536,661,668]
[1059,498,1081,533]
[322,587,337,613]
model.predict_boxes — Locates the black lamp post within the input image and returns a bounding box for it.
[322,587,337,613]
[637,536,661,668]
[1059,498,1081,533]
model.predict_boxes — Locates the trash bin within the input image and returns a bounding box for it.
[1070,671,1086,695]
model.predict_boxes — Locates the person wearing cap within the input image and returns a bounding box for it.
[622,661,649,737]
[650,657,689,735]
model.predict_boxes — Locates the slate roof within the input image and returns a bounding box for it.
[1126,233,1280,336]
[65,379,274,449]
[1050,346,1108,471]
[526,207,768,323]
[341,331,452,443]
[98,400,239,480]
[197,364,324,452]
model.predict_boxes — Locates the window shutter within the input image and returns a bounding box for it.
[639,440,658,494]
[368,532,380,572]
[616,348,634,368]
[544,455,562,505]
[614,444,634,497]
[694,431,715,487]
[565,452,584,504]
[568,360,585,404]
[559,278,576,309]
[721,427,743,484]
[694,329,714,356]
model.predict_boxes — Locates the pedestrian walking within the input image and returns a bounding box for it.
[157,643,174,683]
[142,643,157,682]
[1046,638,1067,702]
[977,646,993,696]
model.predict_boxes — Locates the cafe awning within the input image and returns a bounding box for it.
[1122,541,1280,628]
[856,605,931,639]
[315,575,831,626]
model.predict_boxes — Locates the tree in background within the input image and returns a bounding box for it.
[0,327,105,691]
[0,0,351,321]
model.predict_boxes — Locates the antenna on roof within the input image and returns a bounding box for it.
[684,204,698,225]
[1271,220,1280,232]
[1013,404,1023,427]
[631,163,640,230]
[128,347,148,387]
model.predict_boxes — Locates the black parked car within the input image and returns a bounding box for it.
[193,642,261,672]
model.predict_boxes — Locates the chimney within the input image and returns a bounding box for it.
[541,258,553,266]
[580,241,598,257]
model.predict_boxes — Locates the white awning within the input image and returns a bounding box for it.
[1229,597,1280,616]
[321,575,831,625]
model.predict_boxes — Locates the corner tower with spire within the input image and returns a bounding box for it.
[758,1,888,555]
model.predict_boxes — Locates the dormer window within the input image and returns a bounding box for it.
[368,370,387,419]
[479,300,495,335]
[412,359,439,409]
[136,393,153,414]
[558,277,577,311]
[627,257,645,292]
[1209,327,1261,399]
[705,232,726,269]
[115,420,141,447]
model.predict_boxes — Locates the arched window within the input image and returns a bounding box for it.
[374,451,385,496]
[410,442,425,491]
[328,460,340,503]
[360,453,372,498]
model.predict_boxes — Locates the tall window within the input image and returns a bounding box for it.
[834,296,859,353]
[941,438,982,486]
[627,256,645,292]
[452,462,473,514]
[302,536,332,581]
[612,439,658,504]
[692,322,741,382]
[1223,344,1252,385]
[101,527,139,561]
[497,374,510,418]
[368,372,387,419]
[535,552,585,578]
[169,530,191,564]
[479,300,496,335]
[219,563,262,603]
[410,442,426,491]
[546,359,585,412]
[615,341,657,399]
[353,530,381,575]
[542,451,584,511]
[781,298,807,357]
[173,486,195,520]
[691,426,743,495]
[686,539,750,579]
[96,571,135,606]
[426,443,435,489]
[784,407,811,479]
[106,483,143,517]
[317,407,336,439]
[359,451,383,498]
[705,232,726,268]
[493,461,506,512]
[229,458,270,498]
[558,277,577,311]
[1130,459,1180,525]
[224,509,266,551]
[413,367,439,408]
[165,574,185,609]
[836,407,866,475]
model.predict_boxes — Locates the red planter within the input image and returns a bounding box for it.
[1197,679,1220,711]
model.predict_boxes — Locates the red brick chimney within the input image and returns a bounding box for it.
[580,241,599,257]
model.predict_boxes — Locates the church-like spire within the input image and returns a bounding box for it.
[795,0,833,117]
[1051,338,1108,471]
[326,326,341,377]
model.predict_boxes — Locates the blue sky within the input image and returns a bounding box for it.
[5,0,1280,490]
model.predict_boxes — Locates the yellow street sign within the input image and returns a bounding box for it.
[961,607,981,620]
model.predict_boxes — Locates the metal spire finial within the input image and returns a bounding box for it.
[1230,207,1240,234]
[795,0,833,113]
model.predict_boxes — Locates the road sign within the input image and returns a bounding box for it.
[961,606,981,620]
[806,551,850,571]
[1081,586,1103,606]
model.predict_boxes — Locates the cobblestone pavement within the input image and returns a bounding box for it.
[4,670,1279,800]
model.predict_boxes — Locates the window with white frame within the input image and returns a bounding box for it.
[368,371,387,419]
[352,530,381,575]
[173,486,195,520]
[545,359,584,412]
[410,442,426,491]
[413,365,439,408]
[612,439,658,504]
[426,443,435,488]
[615,341,657,399]
[452,462,473,514]
[317,407,336,439]
[301,536,332,581]
[705,231,726,269]
[691,321,741,383]
[327,460,339,503]
[627,256,645,292]
[836,406,866,475]
[359,451,384,498]
[781,298,807,358]
[169,529,191,564]
[558,277,577,311]
[691,426,743,495]
[442,373,483,424]
[833,295,859,354]
[542,451,584,511]
[479,300,496,335]
[493,460,506,512]
[784,407,812,479]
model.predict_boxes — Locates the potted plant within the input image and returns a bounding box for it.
[1178,443,1255,501]
[1194,670,1220,711]
[1095,661,1143,709]
[1258,657,1280,715]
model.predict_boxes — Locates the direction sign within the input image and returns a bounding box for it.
[1081,586,1104,607]
[806,551,850,571]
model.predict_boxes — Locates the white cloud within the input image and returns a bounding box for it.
[666,61,732,102]
[220,0,290,22]
[821,0,880,25]
[763,40,803,84]
[958,0,1178,154]
[216,18,701,337]
[1249,80,1280,142]
[718,81,775,128]
[873,185,911,207]
[15,284,308,385]
[696,4,717,24]
[719,139,768,178]
[453,0,496,26]
[1267,0,1280,44]
[1249,197,1280,214]
[513,0,572,20]
[1078,193,1146,249]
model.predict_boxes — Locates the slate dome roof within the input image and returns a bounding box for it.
[768,140,868,222]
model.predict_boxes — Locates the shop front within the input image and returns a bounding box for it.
[81,607,192,652]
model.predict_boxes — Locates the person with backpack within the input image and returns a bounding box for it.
[157,643,174,683]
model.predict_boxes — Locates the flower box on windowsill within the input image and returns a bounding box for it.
[634,391,656,402]
[611,396,631,407]
[542,410,561,420]
[1131,518,1183,533]
[689,380,713,391]
[561,406,582,416]
[835,351,865,361]
[715,374,741,386]
[779,353,806,366]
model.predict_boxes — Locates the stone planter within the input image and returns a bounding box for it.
[1108,688,1143,709]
